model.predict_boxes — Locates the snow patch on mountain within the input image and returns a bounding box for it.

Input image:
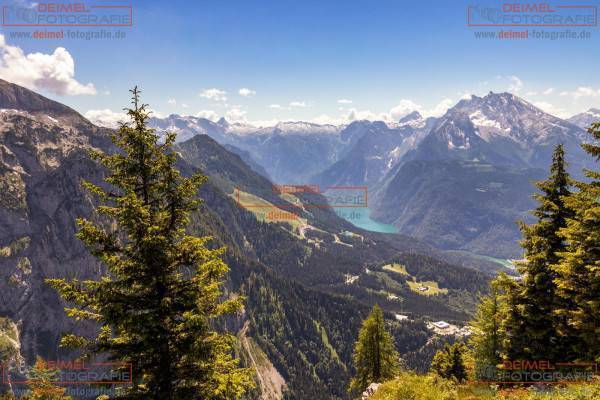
[469,110,504,130]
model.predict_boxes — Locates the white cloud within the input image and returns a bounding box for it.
[148,108,164,119]
[167,98,177,105]
[347,108,390,122]
[269,104,283,109]
[337,99,353,104]
[542,88,554,95]
[560,86,600,100]
[389,99,422,120]
[181,103,189,109]
[238,88,256,97]
[425,98,453,118]
[507,75,523,92]
[226,107,247,122]
[195,110,218,121]
[84,109,127,128]
[289,101,308,108]
[199,88,227,101]
[532,101,568,118]
[312,114,346,125]
[0,34,96,95]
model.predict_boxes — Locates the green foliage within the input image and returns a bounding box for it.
[469,279,508,376]
[369,372,457,400]
[371,375,600,400]
[430,343,468,383]
[25,357,72,400]
[349,305,400,394]
[469,121,600,391]
[508,144,573,361]
[554,121,600,361]
[45,88,253,399]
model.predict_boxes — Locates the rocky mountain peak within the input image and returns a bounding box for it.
[398,111,423,124]
[217,117,229,127]
[0,79,81,118]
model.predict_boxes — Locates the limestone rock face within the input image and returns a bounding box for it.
[0,79,112,362]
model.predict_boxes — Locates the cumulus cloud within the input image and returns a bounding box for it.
[0,34,96,95]
[559,86,600,99]
[167,98,177,105]
[312,114,345,125]
[268,104,283,109]
[238,88,256,97]
[542,88,554,95]
[532,101,568,118]
[226,107,247,122]
[84,109,127,128]
[148,108,164,119]
[425,98,454,117]
[389,99,422,120]
[195,110,218,121]
[507,75,523,92]
[347,108,390,122]
[199,88,227,101]
[337,99,353,104]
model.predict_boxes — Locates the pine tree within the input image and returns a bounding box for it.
[469,279,506,377]
[509,144,573,361]
[430,343,468,383]
[46,88,253,399]
[26,357,72,400]
[348,305,400,394]
[554,121,600,361]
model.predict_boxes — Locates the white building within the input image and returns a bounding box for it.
[432,321,450,329]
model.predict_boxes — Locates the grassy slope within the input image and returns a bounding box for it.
[371,373,600,400]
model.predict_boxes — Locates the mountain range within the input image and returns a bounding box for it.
[148,93,598,258]
[0,79,498,399]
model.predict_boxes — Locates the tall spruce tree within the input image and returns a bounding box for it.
[348,305,400,394]
[469,279,507,376]
[47,88,253,399]
[508,144,573,361]
[554,122,600,361]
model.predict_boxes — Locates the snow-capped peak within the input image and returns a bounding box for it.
[272,121,342,135]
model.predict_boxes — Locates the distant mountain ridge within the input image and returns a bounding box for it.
[371,92,596,258]
[147,92,599,258]
[404,92,588,169]
[313,113,436,187]
[568,108,600,129]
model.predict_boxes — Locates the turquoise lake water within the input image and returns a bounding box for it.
[333,207,399,234]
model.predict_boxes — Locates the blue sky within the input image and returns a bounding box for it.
[1,0,599,126]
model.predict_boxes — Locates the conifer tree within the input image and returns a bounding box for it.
[430,343,468,383]
[348,305,400,394]
[509,144,573,361]
[26,357,72,400]
[47,88,253,399]
[554,122,600,361]
[469,280,506,376]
